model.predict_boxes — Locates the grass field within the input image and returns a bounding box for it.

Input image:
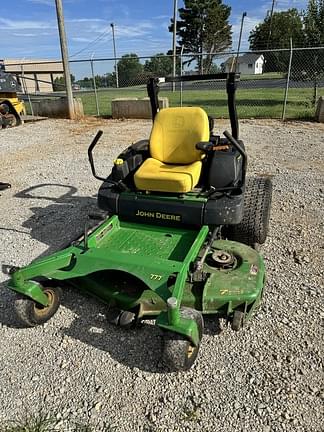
[240,72,285,81]
[25,84,319,119]
[77,86,318,119]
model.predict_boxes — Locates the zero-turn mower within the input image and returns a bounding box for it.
[5,73,272,371]
[0,64,26,129]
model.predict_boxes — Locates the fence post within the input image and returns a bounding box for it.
[90,56,100,117]
[180,48,184,107]
[21,64,34,116]
[282,38,293,120]
[110,24,119,88]
[172,0,178,92]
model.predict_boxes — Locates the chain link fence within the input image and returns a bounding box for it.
[7,47,324,120]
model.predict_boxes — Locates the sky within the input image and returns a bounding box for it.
[0,0,308,77]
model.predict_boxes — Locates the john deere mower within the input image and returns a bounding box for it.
[5,73,272,371]
[0,65,26,129]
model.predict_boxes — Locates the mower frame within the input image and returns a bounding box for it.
[4,73,270,371]
[7,215,265,347]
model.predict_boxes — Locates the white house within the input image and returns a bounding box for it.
[224,54,264,75]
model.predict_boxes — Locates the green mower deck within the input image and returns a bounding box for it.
[8,215,265,349]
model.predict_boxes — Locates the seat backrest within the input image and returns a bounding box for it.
[150,107,210,164]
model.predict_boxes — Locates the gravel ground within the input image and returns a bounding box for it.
[0,118,323,431]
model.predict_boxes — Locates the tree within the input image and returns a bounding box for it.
[169,0,232,74]
[209,63,221,73]
[76,73,116,89]
[94,74,116,88]
[302,0,324,103]
[303,0,324,46]
[144,53,173,76]
[117,54,144,87]
[249,9,304,50]
[104,72,117,88]
[53,74,75,91]
[249,9,304,72]
[77,76,92,89]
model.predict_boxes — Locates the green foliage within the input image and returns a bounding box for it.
[76,76,92,89]
[209,63,221,73]
[93,73,116,88]
[144,53,173,76]
[169,0,232,73]
[53,74,75,91]
[76,86,318,120]
[303,0,324,46]
[249,0,324,50]
[249,8,304,50]
[0,413,94,432]
[0,412,55,432]
[105,72,117,87]
[249,9,304,73]
[300,0,324,104]
[117,54,144,87]
[245,0,324,109]
[77,73,116,89]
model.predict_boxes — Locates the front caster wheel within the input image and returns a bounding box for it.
[162,308,203,371]
[14,285,62,327]
[106,307,137,329]
[231,310,245,331]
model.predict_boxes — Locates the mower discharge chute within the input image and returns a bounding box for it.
[5,73,272,371]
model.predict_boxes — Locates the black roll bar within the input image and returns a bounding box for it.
[147,72,240,140]
[163,72,239,82]
[147,78,160,123]
[226,73,239,140]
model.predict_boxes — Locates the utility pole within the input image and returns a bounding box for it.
[234,12,247,72]
[180,45,184,106]
[55,0,75,119]
[230,12,247,72]
[267,0,276,49]
[172,0,178,91]
[282,37,293,120]
[111,23,119,88]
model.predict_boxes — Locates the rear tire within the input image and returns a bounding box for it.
[227,176,272,246]
[162,308,203,371]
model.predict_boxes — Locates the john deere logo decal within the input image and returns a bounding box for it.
[135,210,181,222]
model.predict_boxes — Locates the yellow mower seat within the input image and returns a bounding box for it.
[134,158,202,193]
[134,107,210,193]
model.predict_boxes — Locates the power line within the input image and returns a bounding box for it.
[70,27,112,58]
[70,43,115,59]
[68,46,172,60]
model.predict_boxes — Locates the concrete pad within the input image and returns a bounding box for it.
[32,97,84,119]
[112,97,169,119]
[315,96,324,122]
